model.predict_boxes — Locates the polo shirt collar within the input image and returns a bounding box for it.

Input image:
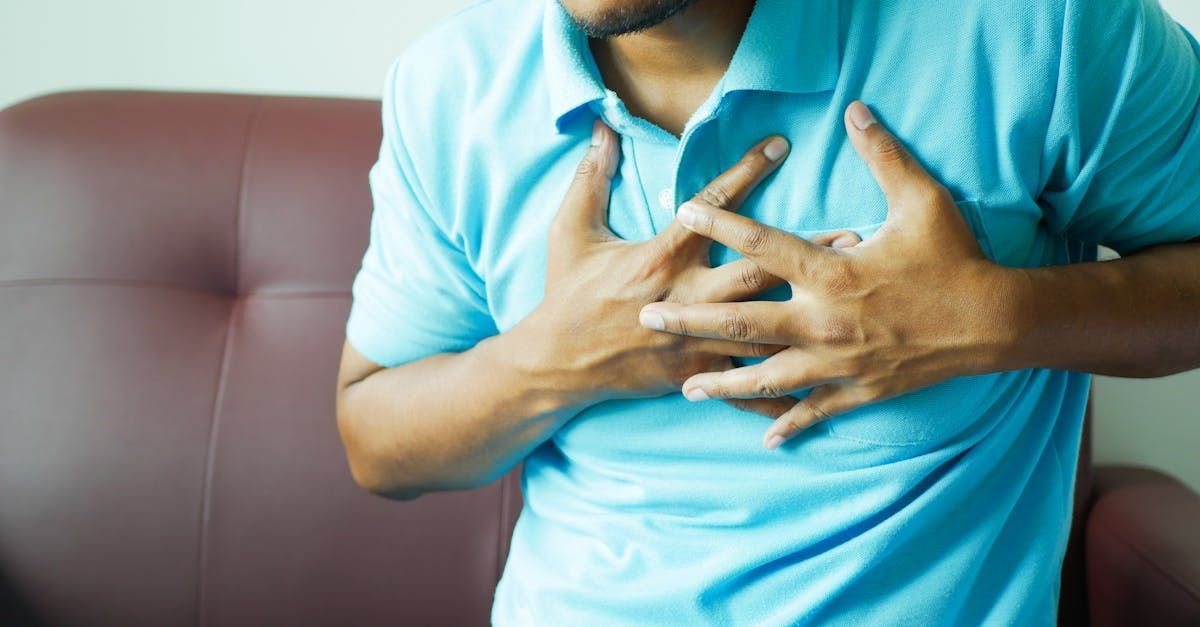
[542,0,841,132]
[542,0,607,131]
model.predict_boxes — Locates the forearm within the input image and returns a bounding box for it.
[1004,240,1200,378]
[336,316,587,499]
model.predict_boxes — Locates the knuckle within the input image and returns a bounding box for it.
[672,314,692,338]
[754,374,784,398]
[720,309,755,341]
[738,225,771,255]
[807,401,835,424]
[693,211,717,236]
[751,342,774,358]
[738,264,767,293]
[697,183,733,209]
[817,314,859,345]
[817,259,856,294]
[872,134,908,165]
[574,155,601,179]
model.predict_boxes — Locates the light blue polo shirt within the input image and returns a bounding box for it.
[346,0,1200,623]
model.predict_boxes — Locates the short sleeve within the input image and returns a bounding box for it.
[1040,0,1200,256]
[345,58,498,367]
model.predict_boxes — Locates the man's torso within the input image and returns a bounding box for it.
[385,0,1094,623]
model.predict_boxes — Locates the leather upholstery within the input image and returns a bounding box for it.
[0,91,523,626]
[1086,466,1200,625]
[1060,407,1095,626]
[0,91,1194,626]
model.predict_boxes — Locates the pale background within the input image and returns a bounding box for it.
[2,0,1198,490]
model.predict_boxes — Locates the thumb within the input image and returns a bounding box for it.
[551,118,620,242]
[844,101,943,221]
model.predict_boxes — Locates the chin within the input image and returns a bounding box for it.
[558,0,656,17]
[557,0,696,38]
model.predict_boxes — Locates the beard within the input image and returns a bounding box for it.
[559,0,700,38]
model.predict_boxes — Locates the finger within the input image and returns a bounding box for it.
[681,358,798,418]
[843,101,944,216]
[763,385,868,449]
[674,199,829,280]
[694,227,859,302]
[639,300,803,345]
[692,338,787,359]
[680,351,838,401]
[550,118,621,243]
[808,229,862,249]
[654,134,790,252]
[722,397,797,420]
[695,259,785,302]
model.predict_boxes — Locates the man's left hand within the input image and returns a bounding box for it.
[638,101,1025,450]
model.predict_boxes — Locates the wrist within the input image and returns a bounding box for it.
[961,261,1037,374]
[476,307,600,418]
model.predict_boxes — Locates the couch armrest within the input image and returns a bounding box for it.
[1086,465,1200,626]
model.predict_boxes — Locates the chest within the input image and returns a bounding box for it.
[470,91,1059,333]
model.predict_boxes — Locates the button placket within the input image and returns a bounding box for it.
[674,122,717,215]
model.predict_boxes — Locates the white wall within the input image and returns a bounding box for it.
[2,0,1199,490]
[0,0,476,109]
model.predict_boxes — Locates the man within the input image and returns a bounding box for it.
[335,0,1200,623]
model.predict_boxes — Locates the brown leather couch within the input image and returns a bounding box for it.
[1,91,1197,626]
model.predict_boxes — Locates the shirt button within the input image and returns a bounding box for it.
[657,188,674,210]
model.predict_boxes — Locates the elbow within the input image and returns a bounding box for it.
[346,455,426,502]
[336,408,427,502]
[341,438,492,501]
[335,386,494,500]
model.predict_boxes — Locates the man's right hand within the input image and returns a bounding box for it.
[512,119,861,416]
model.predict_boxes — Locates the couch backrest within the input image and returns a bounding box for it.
[0,91,523,627]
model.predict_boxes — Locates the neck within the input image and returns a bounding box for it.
[589,0,755,136]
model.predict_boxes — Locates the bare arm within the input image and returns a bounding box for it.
[1010,235,1200,379]
[335,321,578,500]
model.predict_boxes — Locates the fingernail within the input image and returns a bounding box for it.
[765,434,786,450]
[763,137,789,162]
[848,101,877,131]
[676,203,697,228]
[833,234,859,248]
[684,386,709,402]
[639,309,665,330]
[591,120,603,146]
